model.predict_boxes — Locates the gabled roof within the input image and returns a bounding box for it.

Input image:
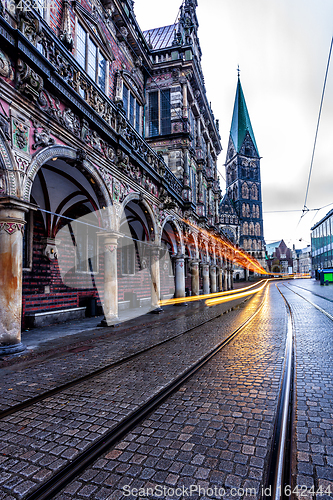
[230,77,259,155]
[143,25,176,50]
[219,193,238,216]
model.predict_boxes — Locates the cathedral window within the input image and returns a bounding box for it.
[76,22,108,93]
[252,240,257,251]
[241,182,249,199]
[148,90,171,137]
[248,239,252,250]
[256,206,260,218]
[249,222,254,236]
[252,205,257,218]
[243,222,248,235]
[255,223,261,236]
[250,184,258,200]
[242,204,246,217]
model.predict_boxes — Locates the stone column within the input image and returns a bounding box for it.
[150,246,163,313]
[190,260,199,296]
[174,254,186,298]
[0,198,33,355]
[209,265,217,293]
[218,267,223,292]
[202,263,210,295]
[245,267,249,281]
[224,267,229,291]
[101,232,120,326]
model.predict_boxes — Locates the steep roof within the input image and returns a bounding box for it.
[143,25,176,50]
[230,77,259,155]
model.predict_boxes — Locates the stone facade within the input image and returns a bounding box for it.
[0,0,245,352]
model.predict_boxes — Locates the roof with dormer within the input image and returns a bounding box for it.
[230,77,259,156]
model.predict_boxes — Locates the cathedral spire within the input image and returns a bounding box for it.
[230,77,259,156]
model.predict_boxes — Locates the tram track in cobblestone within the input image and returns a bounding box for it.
[263,285,296,500]
[21,286,269,500]
[283,283,333,322]
[287,282,333,305]
[271,283,333,500]
[267,282,333,500]
[0,290,261,421]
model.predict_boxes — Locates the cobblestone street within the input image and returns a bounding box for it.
[1,279,333,500]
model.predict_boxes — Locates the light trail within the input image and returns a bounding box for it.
[182,219,270,275]
[205,280,268,307]
[159,280,266,306]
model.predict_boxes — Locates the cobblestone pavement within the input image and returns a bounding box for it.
[278,284,333,500]
[287,279,333,316]
[51,284,288,500]
[0,288,252,413]
[0,290,268,499]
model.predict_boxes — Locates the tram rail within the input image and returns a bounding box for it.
[21,285,269,500]
[0,282,266,420]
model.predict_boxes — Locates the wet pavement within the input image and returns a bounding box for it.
[1,279,333,500]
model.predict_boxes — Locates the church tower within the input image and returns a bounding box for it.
[224,75,265,267]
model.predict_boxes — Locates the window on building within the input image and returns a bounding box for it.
[122,84,142,134]
[149,90,171,137]
[73,223,99,274]
[121,239,135,275]
[191,169,197,203]
[76,22,108,93]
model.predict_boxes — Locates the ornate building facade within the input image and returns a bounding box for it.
[220,76,265,277]
[0,0,240,354]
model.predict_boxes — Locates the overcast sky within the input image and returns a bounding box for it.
[134,0,333,249]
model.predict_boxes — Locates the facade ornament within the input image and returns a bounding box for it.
[59,0,74,51]
[32,121,55,150]
[17,59,44,101]
[43,238,58,260]
[0,220,25,234]
[12,118,29,152]
[0,49,14,80]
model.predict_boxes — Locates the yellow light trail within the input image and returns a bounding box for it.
[205,280,268,307]
[159,279,267,307]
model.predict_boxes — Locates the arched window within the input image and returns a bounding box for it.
[252,205,256,218]
[248,239,252,250]
[249,222,254,236]
[246,204,250,217]
[242,182,249,199]
[242,203,246,217]
[255,223,261,236]
[256,206,260,218]
[243,239,247,250]
[243,222,248,235]
[252,240,257,251]
[250,184,258,200]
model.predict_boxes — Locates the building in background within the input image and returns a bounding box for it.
[311,209,333,277]
[0,0,259,354]
[266,240,293,274]
[292,245,312,274]
[220,76,265,279]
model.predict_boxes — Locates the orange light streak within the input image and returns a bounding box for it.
[183,219,269,275]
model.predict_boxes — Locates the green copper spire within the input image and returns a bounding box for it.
[230,76,259,155]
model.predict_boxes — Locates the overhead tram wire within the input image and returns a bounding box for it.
[299,35,333,226]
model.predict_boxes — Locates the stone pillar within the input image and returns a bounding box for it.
[224,267,229,291]
[150,246,163,313]
[209,265,217,293]
[202,263,210,295]
[0,198,33,355]
[174,254,186,298]
[218,267,223,292]
[245,267,249,281]
[101,232,119,326]
[190,260,199,296]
